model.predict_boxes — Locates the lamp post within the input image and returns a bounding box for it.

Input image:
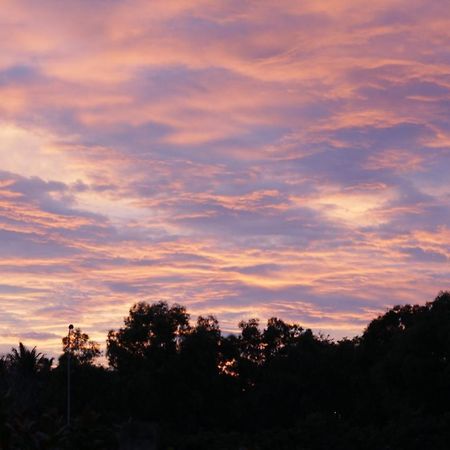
[67,324,74,428]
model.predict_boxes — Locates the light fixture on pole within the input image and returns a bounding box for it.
[67,324,74,428]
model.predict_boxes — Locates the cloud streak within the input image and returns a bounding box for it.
[0,0,449,355]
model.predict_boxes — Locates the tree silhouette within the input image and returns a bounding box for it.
[262,317,303,359]
[106,301,190,371]
[59,328,101,367]
[1,292,450,449]
[8,343,52,377]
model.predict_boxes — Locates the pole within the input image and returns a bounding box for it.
[67,324,73,428]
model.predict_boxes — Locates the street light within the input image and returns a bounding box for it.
[67,324,74,428]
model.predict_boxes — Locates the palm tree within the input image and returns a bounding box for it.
[9,343,52,377]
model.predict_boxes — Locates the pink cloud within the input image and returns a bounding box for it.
[0,0,449,356]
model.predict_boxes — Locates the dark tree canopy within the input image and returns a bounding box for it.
[8,342,52,376]
[1,292,450,449]
[106,301,190,370]
[60,328,101,367]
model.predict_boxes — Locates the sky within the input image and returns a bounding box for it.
[0,0,449,356]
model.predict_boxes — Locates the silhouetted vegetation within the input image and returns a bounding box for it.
[2,292,450,449]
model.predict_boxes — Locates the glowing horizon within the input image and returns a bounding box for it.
[1,0,449,356]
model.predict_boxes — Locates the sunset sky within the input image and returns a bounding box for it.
[1,0,449,355]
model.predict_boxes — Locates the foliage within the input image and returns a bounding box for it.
[60,328,101,367]
[1,292,450,448]
[106,301,190,371]
[8,343,52,377]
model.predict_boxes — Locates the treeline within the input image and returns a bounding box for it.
[2,292,450,449]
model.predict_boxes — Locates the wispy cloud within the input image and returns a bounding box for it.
[0,0,449,355]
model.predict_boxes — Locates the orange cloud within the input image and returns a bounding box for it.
[0,0,449,357]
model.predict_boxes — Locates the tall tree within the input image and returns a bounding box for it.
[60,328,101,367]
[107,301,190,370]
[9,343,52,377]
